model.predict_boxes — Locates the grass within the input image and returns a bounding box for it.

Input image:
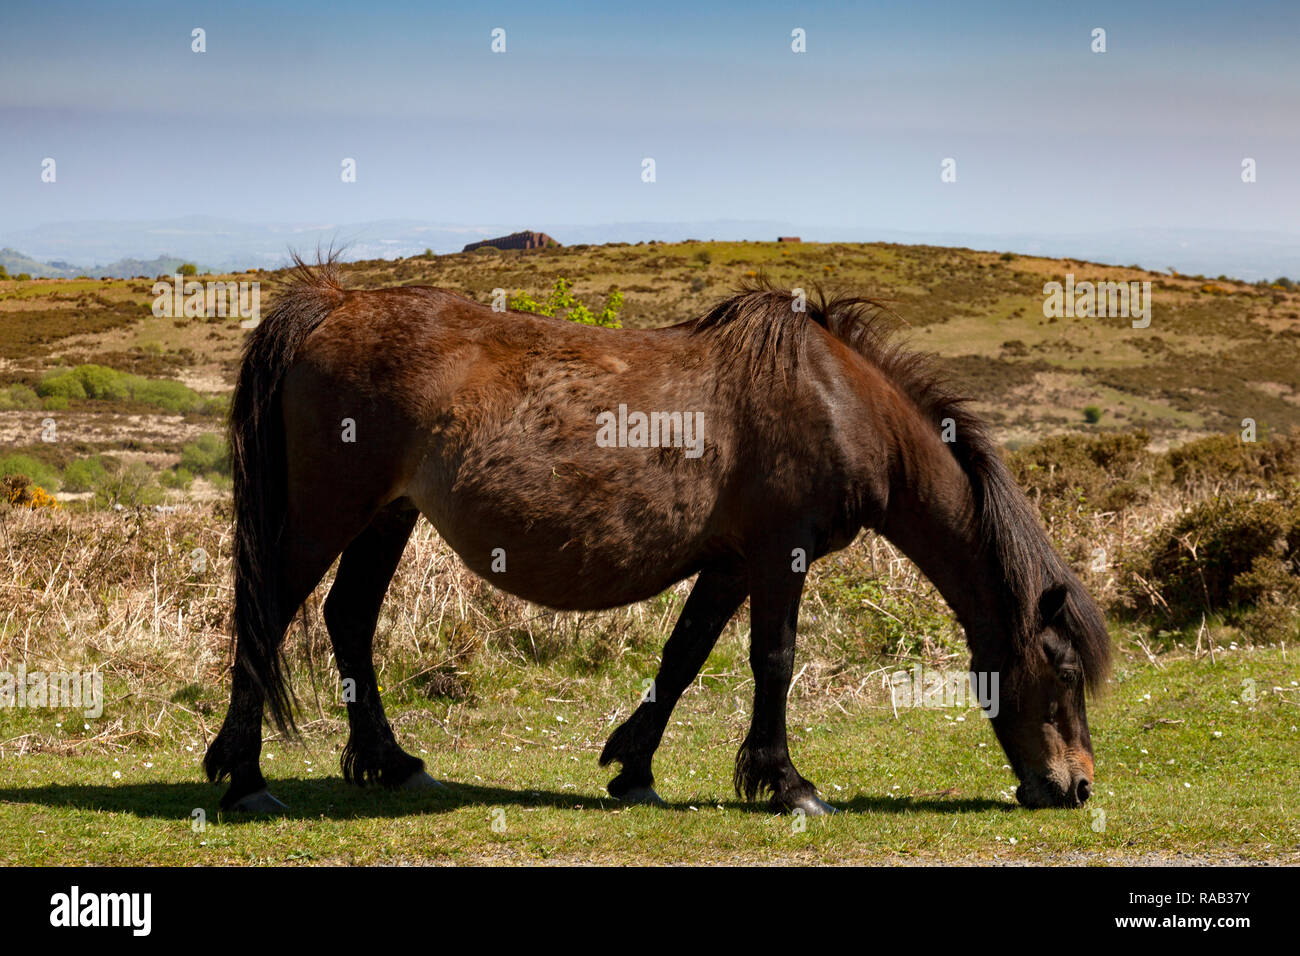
[1,644,1295,865]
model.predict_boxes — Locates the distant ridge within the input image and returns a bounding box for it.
[1,217,1297,283]
[0,248,204,280]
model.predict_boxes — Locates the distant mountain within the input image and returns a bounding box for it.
[91,255,203,278]
[1,218,1296,283]
[0,217,497,274]
[0,247,68,278]
[0,248,205,280]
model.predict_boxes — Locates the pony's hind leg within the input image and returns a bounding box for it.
[205,661,283,812]
[600,565,747,804]
[323,502,434,790]
[205,532,345,812]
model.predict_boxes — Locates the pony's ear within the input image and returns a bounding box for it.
[1038,584,1069,626]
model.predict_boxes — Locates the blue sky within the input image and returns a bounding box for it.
[2,0,1297,237]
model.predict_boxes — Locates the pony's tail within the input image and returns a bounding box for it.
[228,252,345,736]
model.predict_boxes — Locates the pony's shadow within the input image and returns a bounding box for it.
[0,778,1010,822]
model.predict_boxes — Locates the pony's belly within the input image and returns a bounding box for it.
[425,513,690,609]
[405,474,702,611]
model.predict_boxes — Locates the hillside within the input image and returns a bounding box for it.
[1,240,1297,460]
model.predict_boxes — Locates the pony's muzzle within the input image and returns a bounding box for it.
[1015,772,1092,809]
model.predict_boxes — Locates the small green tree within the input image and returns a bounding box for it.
[179,263,198,276]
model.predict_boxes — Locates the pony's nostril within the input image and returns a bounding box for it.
[1076,779,1092,804]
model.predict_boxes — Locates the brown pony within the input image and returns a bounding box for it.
[205,259,1111,815]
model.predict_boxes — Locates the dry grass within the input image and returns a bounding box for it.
[3,427,1296,763]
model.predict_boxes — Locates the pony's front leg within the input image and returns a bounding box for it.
[734,560,836,815]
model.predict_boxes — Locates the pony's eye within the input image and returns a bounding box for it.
[1060,668,1081,687]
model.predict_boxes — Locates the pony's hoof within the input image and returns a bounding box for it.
[779,793,839,816]
[400,770,447,791]
[615,786,666,807]
[231,788,288,813]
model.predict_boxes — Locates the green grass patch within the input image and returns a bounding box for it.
[0,645,1294,864]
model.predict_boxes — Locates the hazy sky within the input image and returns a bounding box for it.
[2,0,1297,236]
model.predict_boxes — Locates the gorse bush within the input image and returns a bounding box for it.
[1128,493,1300,627]
[1006,429,1300,641]
[1008,430,1156,511]
[2,474,58,509]
[1165,432,1300,491]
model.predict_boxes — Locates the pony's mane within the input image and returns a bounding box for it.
[688,282,1112,691]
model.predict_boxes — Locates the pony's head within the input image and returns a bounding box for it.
[976,579,1109,808]
[769,284,1114,809]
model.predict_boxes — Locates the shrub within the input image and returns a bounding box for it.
[1165,432,1300,492]
[36,365,212,414]
[62,455,110,493]
[37,370,88,401]
[0,454,62,492]
[1134,494,1299,626]
[508,279,622,329]
[131,377,202,413]
[74,364,131,401]
[92,460,163,510]
[1008,431,1154,511]
[0,384,40,410]
[2,474,58,509]
[179,263,198,277]
[179,433,230,477]
[1083,405,1103,424]
[160,467,194,490]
